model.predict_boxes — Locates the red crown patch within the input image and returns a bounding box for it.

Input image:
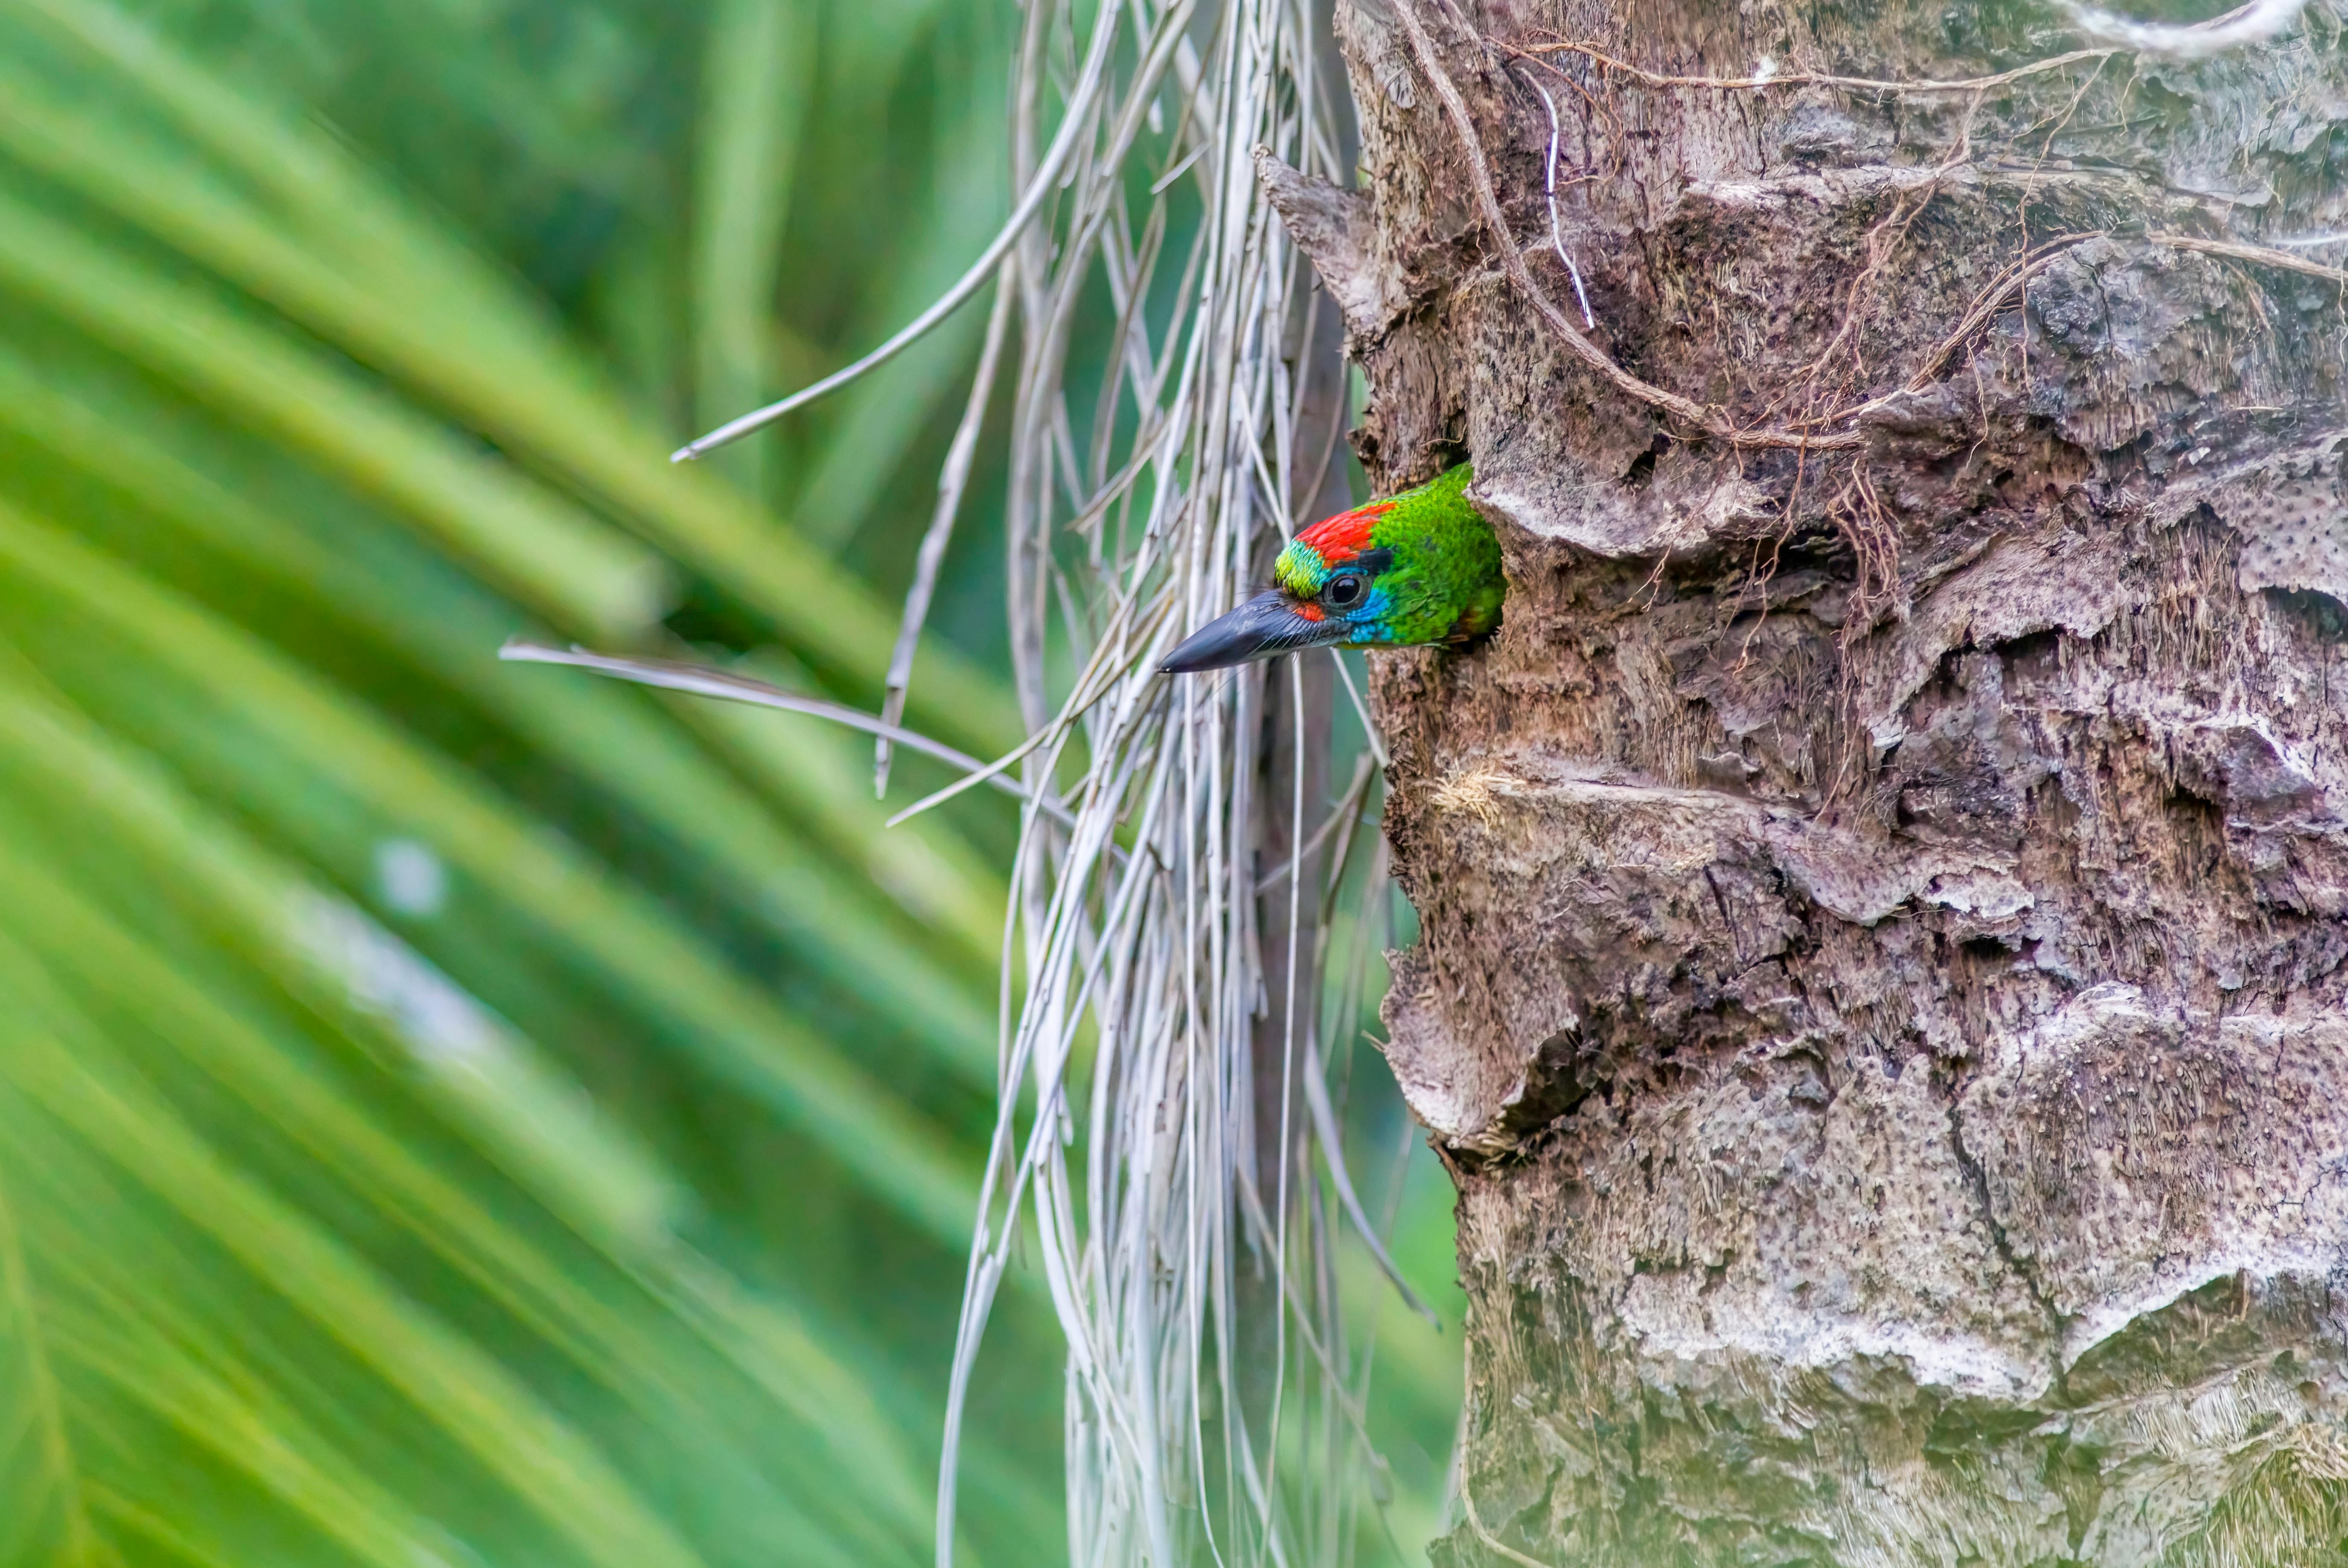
[1295,499,1392,565]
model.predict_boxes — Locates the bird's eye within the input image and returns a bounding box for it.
[1324,572,1365,609]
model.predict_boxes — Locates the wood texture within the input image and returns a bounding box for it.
[1312,0,2348,1559]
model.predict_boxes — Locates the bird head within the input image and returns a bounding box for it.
[1159,464,1502,674]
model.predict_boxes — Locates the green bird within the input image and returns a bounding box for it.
[1160,463,1504,673]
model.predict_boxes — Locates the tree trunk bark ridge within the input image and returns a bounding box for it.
[1303,0,2348,1560]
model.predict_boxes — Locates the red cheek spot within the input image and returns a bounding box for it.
[1294,602,1325,622]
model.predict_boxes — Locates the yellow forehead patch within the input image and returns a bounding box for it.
[1274,540,1330,597]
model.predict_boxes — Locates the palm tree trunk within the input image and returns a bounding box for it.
[1283,0,2348,1559]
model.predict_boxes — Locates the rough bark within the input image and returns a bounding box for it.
[1302,0,2348,1560]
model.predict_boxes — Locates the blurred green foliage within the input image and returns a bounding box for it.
[0,0,1461,1562]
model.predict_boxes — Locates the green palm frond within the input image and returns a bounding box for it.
[0,0,1060,1559]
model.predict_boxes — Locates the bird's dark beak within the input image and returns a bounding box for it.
[1160,590,1329,674]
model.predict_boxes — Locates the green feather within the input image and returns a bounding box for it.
[1363,464,1504,647]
